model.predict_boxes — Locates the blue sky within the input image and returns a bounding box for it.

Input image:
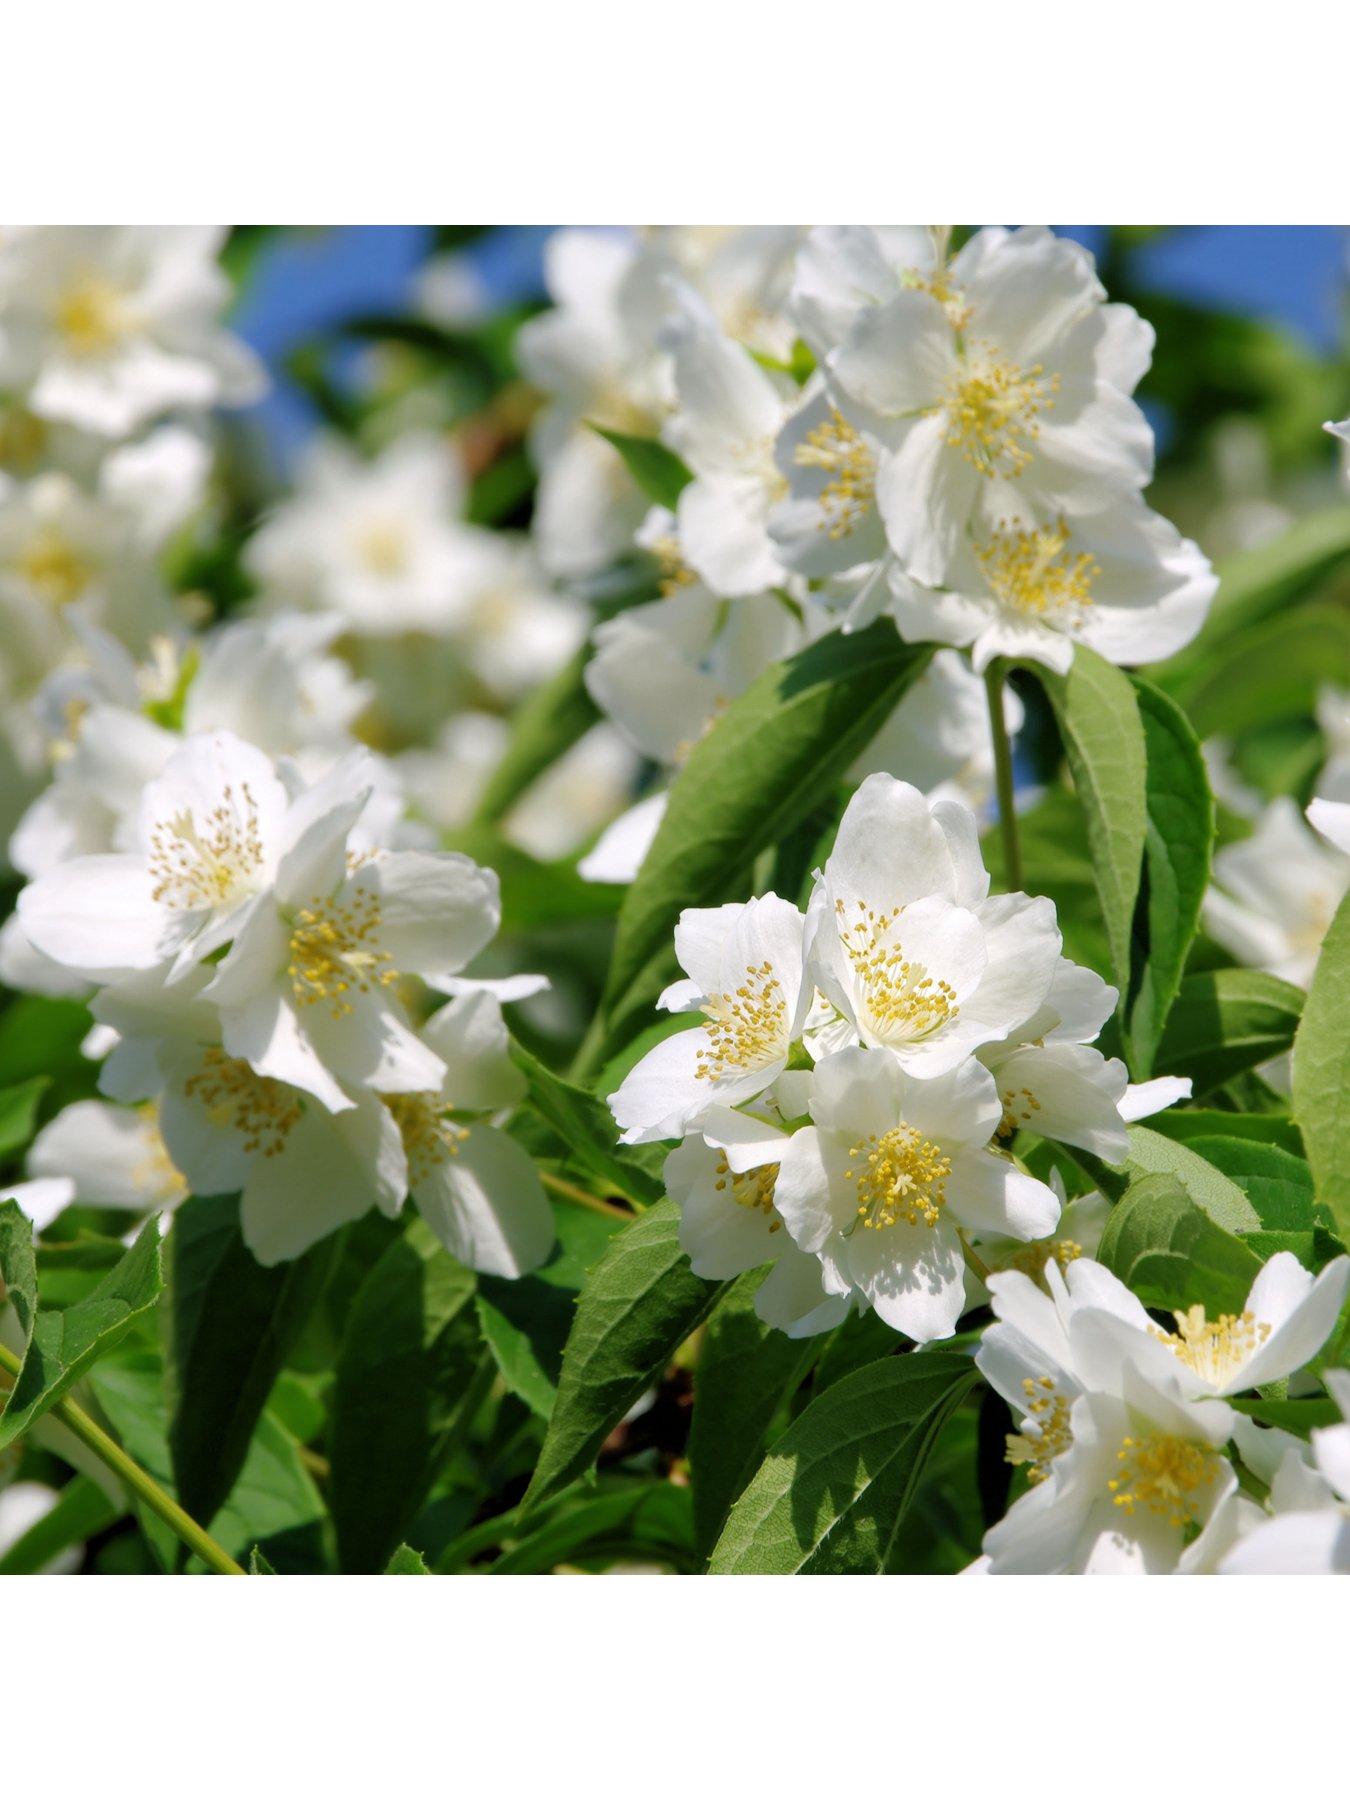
[231,226,1349,467]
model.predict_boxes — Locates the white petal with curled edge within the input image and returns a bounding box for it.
[412,1123,554,1278]
[18,855,162,977]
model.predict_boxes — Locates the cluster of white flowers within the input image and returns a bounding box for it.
[520,225,1217,885]
[609,772,1188,1339]
[972,1248,1350,1573]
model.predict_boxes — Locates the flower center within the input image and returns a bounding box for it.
[937,344,1058,479]
[792,408,876,539]
[648,532,697,598]
[354,519,412,578]
[844,1122,952,1229]
[712,1151,780,1226]
[974,519,1098,623]
[1003,1237,1084,1284]
[16,527,94,608]
[288,887,399,1016]
[1006,1375,1073,1483]
[1150,1305,1271,1388]
[183,1049,303,1157]
[54,274,132,357]
[149,784,266,911]
[835,900,959,1043]
[382,1091,468,1183]
[1108,1433,1218,1528]
[695,961,787,1082]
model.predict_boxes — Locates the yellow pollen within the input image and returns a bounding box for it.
[996,1085,1042,1140]
[54,273,133,356]
[183,1049,302,1158]
[16,528,94,608]
[649,532,697,598]
[382,1091,469,1183]
[844,1122,951,1230]
[354,520,411,577]
[1004,1237,1084,1286]
[1108,1433,1218,1529]
[836,899,959,1042]
[792,408,875,539]
[695,960,787,1083]
[149,784,265,910]
[288,886,399,1017]
[936,344,1059,479]
[1150,1305,1271,1387]
[1006,1375,1073,1482]
[975,517,1098,623]
[712,1151,781,1229]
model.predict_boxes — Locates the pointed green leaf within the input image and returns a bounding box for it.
[590,425,693,511]
[1293,889,1350,1246]
[0,1077,47,1160]
[330,1219,485,1572]
[1156,968,1304,1098]
[167,1191,338,1528]
[522,1198,721,1514]
[1097,1172,1264,1316]
[688,1266,820,1561]
[510,1039,663,1208]
[1126,677,1214,1076]
[0,1220,162,1448]
[1124,1126,1259,1232]
[709,1351,977,1574]
[385,1543,432,1574]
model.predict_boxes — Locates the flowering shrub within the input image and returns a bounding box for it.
[1,223,1348,1576]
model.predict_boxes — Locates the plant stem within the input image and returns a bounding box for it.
[0,1341,245,1576]
[539,1170,632,1221]
[957,1230,992,1285]
[984,658,1023,892]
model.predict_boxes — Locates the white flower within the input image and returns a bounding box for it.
[1,1175,76,1233]
[663,314,795,597]
[829,225,1154,588]
[767,381,886,580]
[609,895,810,1145]
[0,226,264,437]
[1308,794,1350,858]
[1203,797,1350,987]
[247,434,474,634]
[805,774,1062,1078]
[772,1046,1059,1340]
[1067,1250,1350,1402]
[664,1125,849,1338]
[885,497,1215,675]
[516,230,674,579]
[1222,1371,1350,1573]
[26,1097,186,1217]
[652,227,802,361]
[790,226,946,360]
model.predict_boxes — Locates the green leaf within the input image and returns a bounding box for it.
[329,1218,486,1572]
[595,624,933,1061]
[590,425,693,511]
[1148,1109,1303,1159]
[1033,646,1145,1000]
[491,1479,695,1573]
[1293,889,1350,1247]
[1155,969,1303,1099]
[0,1077,47,1160]
[88,1357,325,1572]
[0,1197,39,1357]
[0,1221,162,1449]
[1179,1136,1314,1232]
[522,1198,721,1515]
[1160,507,1350,694]
[166,1192,337,1528]
[469,644,600,828]
[475,1205,624,1418]
[709,1352,977,1574]
[1229,1394,1343,1432]
[385,1543,432,1574]
[249,1547,277,1574]
[1125,678,1214,1077]
[1172,604,1350,741]
[687,1266,820,1561]
[0,1475,117,1574]
[1097,1172,1264,1316]
[510,1039,663,1208]
[1124,1126,1260,1232]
